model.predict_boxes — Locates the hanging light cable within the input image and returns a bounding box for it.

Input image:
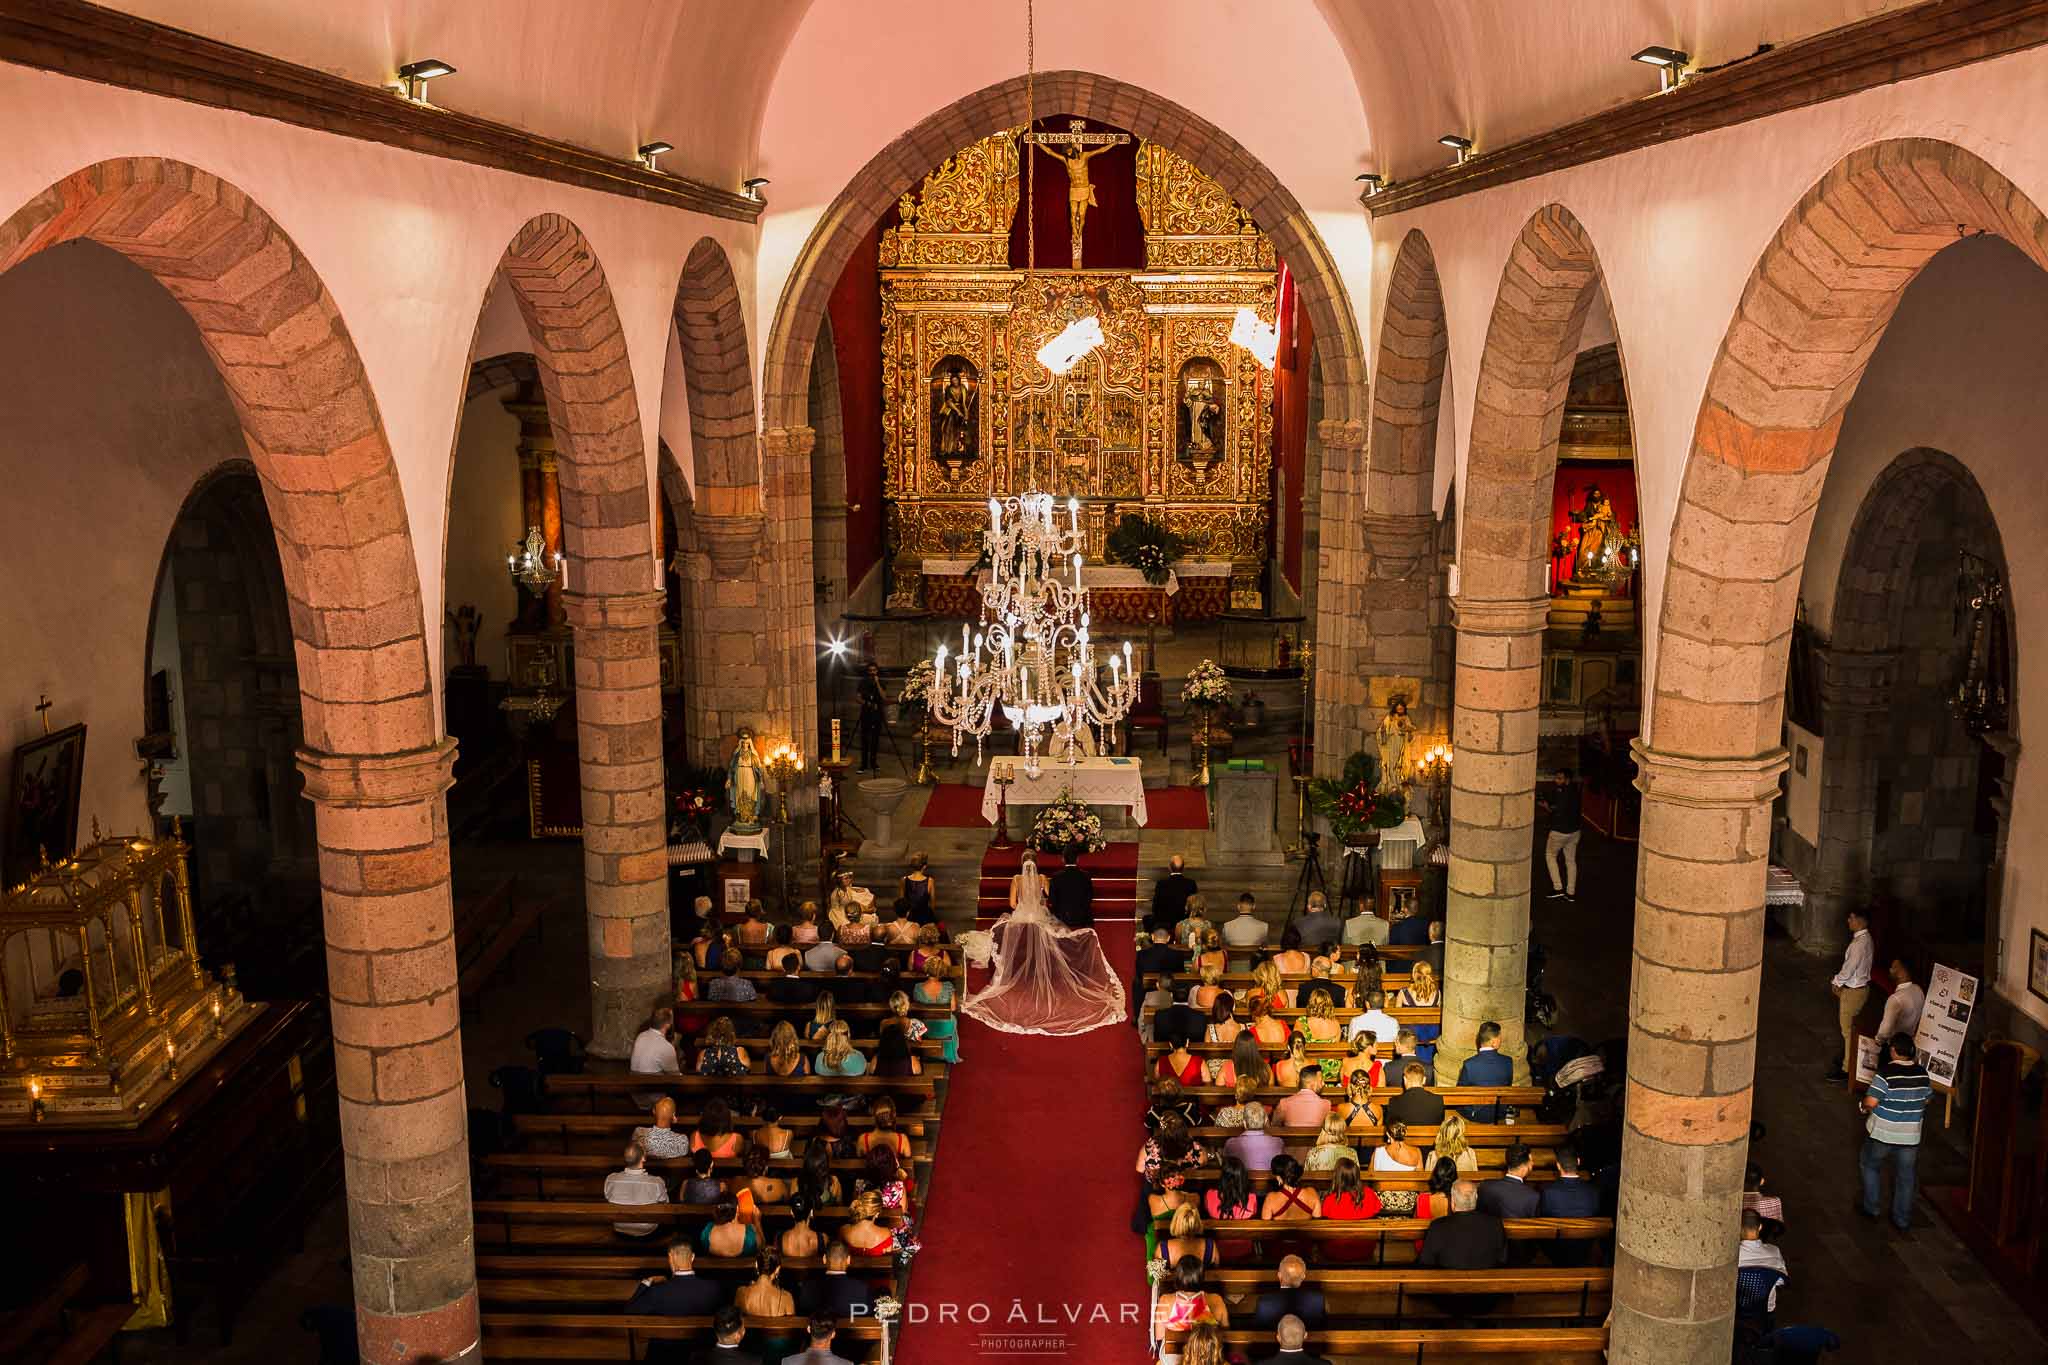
[1023,0,1105,377]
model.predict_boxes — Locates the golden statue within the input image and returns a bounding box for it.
[1375,698,1414,797]
[725,729,767,833]
[1568,486,1617,584]
[1031,121,1129,269]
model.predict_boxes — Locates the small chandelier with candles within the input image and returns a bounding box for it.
[926,493,1138,774]
[507,525,563,595]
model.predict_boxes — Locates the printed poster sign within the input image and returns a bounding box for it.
[1911,962,1978,1088]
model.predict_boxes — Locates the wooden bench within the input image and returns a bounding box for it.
[457,877,546,1002]
[481,1311,885,1360]
[473,1199,903,1249]
[1202,1265,1611,1324]
[483,1151,934,1200]
[1175,1084,1545,1108]
[511,1111,936,1152]
[1179,1161,1559,1187]
[1149,1217,1613,1267]
[41,1305,137,1365]
[1190,1123,1567,1147]
[0,1263,90,1358]
[676,1000,952,1021]
[1176,1325,1609,1362]
[476,1252,895,1278]
[543,1072,942,1114]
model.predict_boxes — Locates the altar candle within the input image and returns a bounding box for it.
[831,718,842,763]
[1072,552,1083,588]
[1068,497,1079,532]
[962,623,970,655]
[989,498,1001,531]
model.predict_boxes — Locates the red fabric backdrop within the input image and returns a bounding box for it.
[828,221,887,594]
[1006,115,1145,271]
[1549,459,1638,591]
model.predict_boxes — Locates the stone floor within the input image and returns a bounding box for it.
[115,768,2045,1361]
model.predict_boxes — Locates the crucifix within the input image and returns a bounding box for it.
[1028,120,1130,269]
[35,694,52,735]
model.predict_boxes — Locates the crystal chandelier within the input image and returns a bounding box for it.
[927,493,1138,773]
[507,525,563,595]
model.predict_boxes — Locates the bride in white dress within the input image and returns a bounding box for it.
[960,852,1126,1036]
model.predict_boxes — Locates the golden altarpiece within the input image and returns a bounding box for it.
[880,125,1277,623]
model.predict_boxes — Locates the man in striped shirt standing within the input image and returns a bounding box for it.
[1858,1032,1933,1231]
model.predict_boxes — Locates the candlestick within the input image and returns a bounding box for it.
[830,718,842,764]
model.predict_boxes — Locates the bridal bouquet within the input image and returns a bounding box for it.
[1031,791,1105,854]
[1181,658,1232,707]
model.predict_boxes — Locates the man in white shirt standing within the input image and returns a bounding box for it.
[1876,957,1925,1047]
[1827,910,1873,1081]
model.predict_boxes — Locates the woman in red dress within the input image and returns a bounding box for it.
[1156,1037,1203,1086]
[1317,1156,1383,1262]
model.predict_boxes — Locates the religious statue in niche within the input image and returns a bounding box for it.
[1176,358,1226,478]
[1567,485,1618,585]
[928,357,980,476]
[1375,698,1414,797]
[1028,120,1130,269]
[725,728,768,834]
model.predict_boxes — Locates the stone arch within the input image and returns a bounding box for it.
[1832,448,2002,652]
[1618,139,2048,1365]
[0,157,473,1362]
[467,350,538,399]
[1439,204,1615,1095]
[1321,229,1451,765]
[488,214,669,1059]
[674,237,761,501]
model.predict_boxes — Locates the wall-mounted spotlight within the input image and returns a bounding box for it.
[1438,134,1473,166]
[637,141,674,172]
[742,177,771,203]
[1355,172,1386,197]
[1631,45,1692,92]
[396,58,456,105]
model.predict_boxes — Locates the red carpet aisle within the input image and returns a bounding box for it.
[897,931,1146,1363]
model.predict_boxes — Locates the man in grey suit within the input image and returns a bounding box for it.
[781,1314,855,1365]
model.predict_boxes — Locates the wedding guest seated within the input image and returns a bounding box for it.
[1256,1314,1330,1365]
[1421,917,1446,976]
[801,934,846,973]
[909,923,951,974]
[673,956,701,1010]
[900,851,938,924]
[1476,1142,1541,1218]
[694,1017,751,1077]
[1252,1254,1327,1330]
[874,1022,922,1077]
[1419,1180,1507,1270]
[1371,1120,1425,1173]
[1540,1146,1602,1219]
[1250,956,1287,1003]
[1140,1112,1210,1188]
[1271,926,1311,975]
[1343,1034,1384,1088]
[1145,1163,1200,1241]
[634,1096,690,1160]
[629,1008,681,1108]
[1194,928,1228,976]
[1303,1113,1360,1172]
[913,956,956,1009]
[863,1145,914,1217]
[735,1246,795,1321]
[741,1144,792,1217]
[1388,904,1430,947]
[1428,1110,1478,1174]
[1299,989,1343,1042]
[1273,1031,1318,1089]
[799,1139,844,1205]
[780,1194,823,1260]
[1152,1257,1230,1351]
[790,900,824,945]
[1221,1103,1281,1174]
[1334,1069,1382,1131]
[1149,854,1198,932]
[1396,960,1440,1010]
[1204,1153,1261,1261]
[827,870,873,931]
[1136,927,1189,1020]
[796,1241,874,1320]
[829,954,873,1006]
[1383,1061,1445,1127]
[1205,991,1243,1050]
[1736,1210,1787,1320]
[1158,1032,1204,1086]
[1343,901,1391,948]
[813,1020,869,1077]
[1455,1020,1514,1122]
[1318,1156,1382,1225]
[1148,1075,1203,1133]
[679,1148,724,1205]
[700,1197,758,1257]
[624,1240,721,1315]
[755,1104,795,1160]
[1247,990,1291,1049]
[1742,1163,1785,1232]
[1394,1027,1435,1082]
[786,1312,856,1365]
[738,898,776,948]
[1163,1204,1214,1271]
[708,949,758,1003]
[1154,979,1209,1049]
[1192,963,1226,1012]
[840,1190,901,1258]
[1223,893,1269,948]
[767,956,819,1013]
[1345,989,1400,1046]
[603,1141,668,1238]
[1276,1059,1333,1131]
[880,899,921,946]
[1293,891,1341,949]
[1260,1154,1322,1220]
[688,913,726,969]
[1293,956,1348,1011]
[834,911,874,949]
[691,1096,745,1158]
[1175,894,1215,951]
[804,994,837,1042]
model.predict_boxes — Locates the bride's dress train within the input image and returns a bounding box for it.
[959,864,1125,1036]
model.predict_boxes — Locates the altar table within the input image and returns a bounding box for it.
[981,755,1149,827]
[922,559,1233,625]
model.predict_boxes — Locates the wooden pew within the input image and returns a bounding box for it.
[1141,1002,1440,1026]
[483,1151,934,1201]
[542,1072,942,1115]
[481,1311,885,1361]
[1174,1084,1544,1108]
[473,1199,900,1249]
[1189,1123,1568,1148]
[1178,1161,1559,1187]
[1148,1216,1612,1267]
[1202,1265,1611,1324]
[510,1111,937,1153]
[676,1000,952,1021]
[1176,1325,1609,1362]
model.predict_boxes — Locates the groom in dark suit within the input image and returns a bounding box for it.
[1049,854,1095,928]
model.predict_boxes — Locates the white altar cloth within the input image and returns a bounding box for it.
[716,828,770,858]
[981,755,1149,826]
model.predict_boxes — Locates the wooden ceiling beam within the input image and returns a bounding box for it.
[0,0,762,224]
[1364,0,2048,218]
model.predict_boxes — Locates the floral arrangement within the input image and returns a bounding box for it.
[669,787,713,841]
[1105,513,1193,586]
[1145,1255,1171,1286]
[1308,749,1408,838]
[899,659,936,710]
[1030,790,1106,854]
[1181,659,1232,707]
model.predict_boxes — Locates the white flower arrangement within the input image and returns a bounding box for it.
[1181,658,1232,707]
[1030,791,1106,853]
[900,660,936,708]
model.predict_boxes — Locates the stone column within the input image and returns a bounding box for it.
[689,488,770,769]
[1311,419,1367,775]
[1357,510,1438,729]
[1610,743,1785,1365]
[763,425,822,868]
[564,590,670,1058]
[1437,595,1548,1083]
[298,742,478,1365]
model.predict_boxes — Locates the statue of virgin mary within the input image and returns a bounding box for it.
[726,729,768,834]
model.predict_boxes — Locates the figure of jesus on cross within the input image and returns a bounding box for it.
[1028,120,1129,269]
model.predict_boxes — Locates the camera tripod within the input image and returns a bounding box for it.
[1283,831,1328,928]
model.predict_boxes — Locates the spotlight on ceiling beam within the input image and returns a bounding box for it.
[637,141,673,172]
[1631,45,1692,92]
[742,177,771,203]
[1355,172,1385,197]
[1438,134,1473,166]
[396,58,455,104]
